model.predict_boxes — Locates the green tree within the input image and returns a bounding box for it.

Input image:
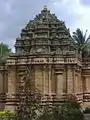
[60,99,83,120]
[15,92,42,120]
[73,28,90,57]
[38,95,84,120]
[0,42,11,59]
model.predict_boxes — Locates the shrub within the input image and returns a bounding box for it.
[0,111,16,120]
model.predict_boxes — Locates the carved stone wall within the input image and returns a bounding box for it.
[0,56,90,110]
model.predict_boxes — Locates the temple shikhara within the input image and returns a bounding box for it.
[0,6,90,111]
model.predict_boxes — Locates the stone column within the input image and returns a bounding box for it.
[45,66,49,94]
[78,73,82,93]
[72,69,75,93]
[48,65,51,95]
[83,76,90,108]
[0,71,5,111]
[85,76,90,92]
[56,72,63,95]
[35,65,43,92]
[67,67,73,94]
[0,71,4,93]
[8,70,16,94]
[51,68,56,94]
[82,76,86,93]
[43,66,46,95]
[3,72,8,93]
[5,67,16,111]
[74,73,79,94]
[74,72,82,94]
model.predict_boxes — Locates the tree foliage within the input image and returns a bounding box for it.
[59,100,83,120]
[2,94,83,120]
[15,92,42,120]
[0,42,11,60]
[73,28,90,57]
[37,99,83,120]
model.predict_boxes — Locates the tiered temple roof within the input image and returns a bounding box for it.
[15,6,76,56]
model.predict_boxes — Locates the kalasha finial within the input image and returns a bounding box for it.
[44,5,47,10]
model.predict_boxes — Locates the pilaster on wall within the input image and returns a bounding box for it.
[34,65,52,95]
[8,67,16,94]
[0,71,5,111]
[75,73,81,94]
[66,65,82,94]
[82,69,90,107]
[67,67,74,94]
[41,65,51,95]
[82,69,90,93]
[74,71,82,94]
[48,65,51,95]
[52,65,64,95]
[3,72,8,93]
[66,65,76,94]
[44,65,52,95]
[78,73,83,93]
[34,65,43,93]
[5,66,16,111]
[51,68,56,94]
[0,71,4,93]
[85,76,90,92]
[56,72,63,95]
[43,65,46,95]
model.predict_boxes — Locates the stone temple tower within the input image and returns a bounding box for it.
[2,6,90,110]
[14,6,76,95]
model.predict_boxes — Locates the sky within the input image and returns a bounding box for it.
[0,0,90,52]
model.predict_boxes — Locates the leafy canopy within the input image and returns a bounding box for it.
[73,28,90,55]
[0,42,11,59]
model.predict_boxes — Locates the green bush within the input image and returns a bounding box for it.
[0,111,16,120]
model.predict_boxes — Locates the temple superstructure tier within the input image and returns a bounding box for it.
[15,6,75,56]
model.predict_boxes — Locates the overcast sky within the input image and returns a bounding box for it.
[0,0,90,51]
